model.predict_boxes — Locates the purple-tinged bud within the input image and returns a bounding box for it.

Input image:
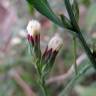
[43,34,63,63]
[48,34,63,52]
[26,20,42,58]
[27,20,41,45]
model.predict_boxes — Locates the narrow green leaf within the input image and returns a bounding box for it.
[72,0,79,22]
[64,0,80,32]
[60,14,72,30]
[42,0,48,4]
[26,0,63,27]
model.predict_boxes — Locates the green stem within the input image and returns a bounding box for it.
[59,64,91,96]
[64,0,96,68]
[41,81,48,96]
[36,64,48,96]
[64,0,79,31]
[77,32,96,68]
[73,36,78,75]
[36,62,48,96]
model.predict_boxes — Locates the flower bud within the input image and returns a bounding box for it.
[27,20,41,36]
[93,44,96,59]
[27,20,41,45]
[48,34,63,52]
[27,20,41,58]
[43,34,63,63]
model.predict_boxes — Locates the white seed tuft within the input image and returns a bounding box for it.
[48,34,63,51]
[27,20,41,36]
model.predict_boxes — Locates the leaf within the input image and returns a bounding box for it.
[60,14,72,29]
[42,0,48,4]
[86,4,96,31]
[71,0,79,22]
[64,0,80,32]
[26,0,63,27]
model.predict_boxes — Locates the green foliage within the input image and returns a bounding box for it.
[60,14,72,30]
[26,0,63,27]
[59,58,91,96]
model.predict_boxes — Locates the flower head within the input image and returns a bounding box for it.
[27,20,41,36]
[27,20,41,45]
[48,34,63,51]
[43,34,63,63]
[26,20,41,58]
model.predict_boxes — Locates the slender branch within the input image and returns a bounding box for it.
[36,62,48,96]
[64,0,96,68]
[77,32,96,68]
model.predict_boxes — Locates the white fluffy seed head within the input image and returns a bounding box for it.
[27,20,41,36]
[48,34,63,51]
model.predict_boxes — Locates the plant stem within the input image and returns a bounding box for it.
[73,36,78,75]
[41,82,48,96]
[64,0,96,69]
[40,76,48,96]
[36,65,48,96]
[36,63,48,96]
[59,64,91,96]
[77,32,96,68]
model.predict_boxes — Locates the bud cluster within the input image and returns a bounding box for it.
[43,34,63,64]
[26,19,63,71]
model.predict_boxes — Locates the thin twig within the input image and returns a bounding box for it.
[73,36,78,75]
[46,53,86,84]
